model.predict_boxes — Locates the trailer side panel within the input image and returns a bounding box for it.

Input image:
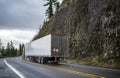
[25,34,51,56]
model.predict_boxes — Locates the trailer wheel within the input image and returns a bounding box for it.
[41,57,44,64]
[38,59,41,64]
[38,57,41,64]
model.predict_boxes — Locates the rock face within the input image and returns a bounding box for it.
[33,0,120,68]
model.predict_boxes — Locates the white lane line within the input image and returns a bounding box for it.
[4,58,25,78]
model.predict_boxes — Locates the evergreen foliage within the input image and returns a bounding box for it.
[0,39,24,58]
[19,43,25,56]
[44,0,59,19]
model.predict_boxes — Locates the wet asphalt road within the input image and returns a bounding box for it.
[1,57,85,78]
[0,59,19,78]
[0,57,120,78]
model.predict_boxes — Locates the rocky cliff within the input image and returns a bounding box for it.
[33,0,120,69]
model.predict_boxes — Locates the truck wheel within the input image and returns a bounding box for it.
[41,57,44,64]
[38,59,41,64]
[39,57,41,64]
[54,61,58,64]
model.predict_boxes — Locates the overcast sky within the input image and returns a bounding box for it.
[0,0,63,48]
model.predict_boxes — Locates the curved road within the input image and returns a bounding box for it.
[0,59,19,78]
[0,57,120,78]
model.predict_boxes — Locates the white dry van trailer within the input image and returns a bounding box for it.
[25,34,67,64]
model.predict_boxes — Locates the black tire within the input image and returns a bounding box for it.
[39,57,41,64]
[41,57,44,64]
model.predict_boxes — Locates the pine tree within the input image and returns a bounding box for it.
[6,42,10,56]
[22,43,25,56]
[19,44,22,56]
[1,46,5,57]
[0,39,2,57]
[0,39,2,49]
[44,0,58,19]
[5,41,18,57]
[19,43,25,56]
[55,2,60,12]
[10,41,14,56]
